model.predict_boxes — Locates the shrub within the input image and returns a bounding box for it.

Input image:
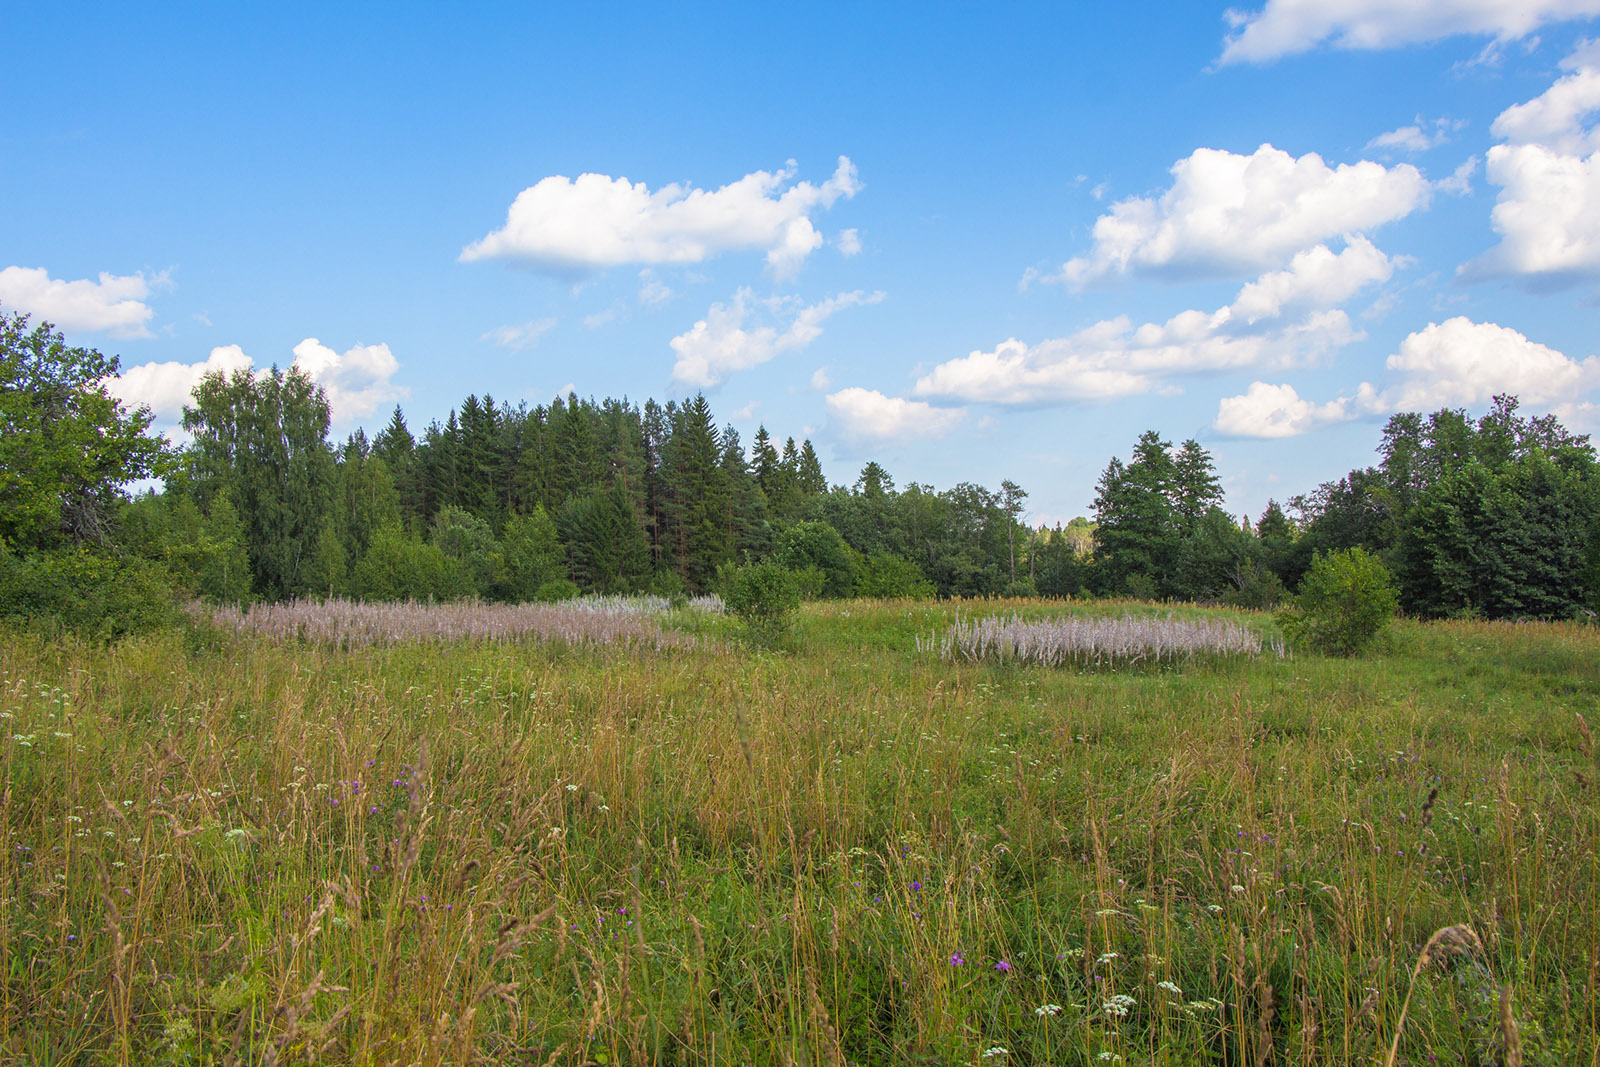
[854,553,935,599]
[1276,547,1398,656]
[533,578,582,603]
[0,545,178,640]
[723,561,802,648]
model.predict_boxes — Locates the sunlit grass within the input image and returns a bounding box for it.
[1,601,1596,1064]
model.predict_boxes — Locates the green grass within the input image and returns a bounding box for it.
[1,602,1596,1065]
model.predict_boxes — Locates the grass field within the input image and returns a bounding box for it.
[2,599,1596,1065]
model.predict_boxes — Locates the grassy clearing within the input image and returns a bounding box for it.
[1,602,1596,1065]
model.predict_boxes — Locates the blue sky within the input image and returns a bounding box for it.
[5,2,1600,526]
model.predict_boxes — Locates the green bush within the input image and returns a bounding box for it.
[723,561,802,649]
[533,578,581,603]
[855,553,935,599]
[0,545,178,640]
[1276,547,1398,656]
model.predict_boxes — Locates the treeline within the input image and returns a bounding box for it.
[117,365,1043,606]
[1084,397,1600,619]
[6,304,1598,634]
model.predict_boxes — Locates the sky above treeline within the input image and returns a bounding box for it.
[5,2,1600,526]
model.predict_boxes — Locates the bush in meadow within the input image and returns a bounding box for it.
[724,560,802,648]
[855,552,935,599]
[1276,546,1398,656]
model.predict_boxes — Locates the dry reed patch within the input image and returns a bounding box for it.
[202,595,701,649]
[924,611,1278,668]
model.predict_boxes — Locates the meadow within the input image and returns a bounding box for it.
[1,599,1596,1066]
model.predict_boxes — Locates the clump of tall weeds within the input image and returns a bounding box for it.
[924,611,1278,667]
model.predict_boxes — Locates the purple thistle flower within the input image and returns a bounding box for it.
[950,951,966,966]
[994,960,1012,973]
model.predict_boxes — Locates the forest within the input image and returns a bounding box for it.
[4,306,1599,633]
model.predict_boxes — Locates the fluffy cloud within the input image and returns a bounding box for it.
[919,240,1388,405]
[1214,381,1370,437]
[1213,317,1600,436]
[824,387,964,445]
[0,265,164,339]
[109,337,406,426]
[289,338,406,422]
[1228,236,1396,322]
[1055,145,1428,284]
[1377,316,1600,410]
[1218,0,1600,65]
[461,157,860,277]
[1490,42,1600,153]
[1467,43,1600,285]
[108,345,255,420]
[669,288,885,387]
[480,319,556,352]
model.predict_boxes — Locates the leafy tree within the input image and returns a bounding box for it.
[0,307,166,551]
[493,506,566,601]
[1172,507,1256,602]
[183,365,335,599]
[430,505,496,597]
[724,560,802,648]
[855,553,935,599]
[1276,547,1398,656]
[775,520,857,598]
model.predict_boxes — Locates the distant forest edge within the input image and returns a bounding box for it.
[4,307,1599,636]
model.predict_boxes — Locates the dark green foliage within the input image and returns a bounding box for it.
[854,553,935,599]
[430,506,496,597]
[1276,547,1399,656]
[350,524,455,602]
[182,365,335,600]
[0,307,166,552]
[1094,431,1231,599]
[775,521,857,598]
[493,507,565,602]
[559,482,651,593]
[1298,396,1600,619]
[1173,507,1257,602]
[0,543,177,639]
[723,560,802,647]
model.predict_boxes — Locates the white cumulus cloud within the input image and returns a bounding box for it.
[1054,144,1429,284]
[461,157,861,277]
[669,288,885,388]
[1214,381,1371,437]
[1468,42,1600,286]
[1377,316,1600,410]
[110,337,407,427]
[108,345,256,420]
[824,387,964,445]
[1218,0,1600,65]
[920,239,1390,406]
[0,265,166,339]
[290,338,406,422]
[1215,316,1600,437]
[1228,236,1397,322]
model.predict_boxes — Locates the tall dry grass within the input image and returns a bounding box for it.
[1,604,1595,1064]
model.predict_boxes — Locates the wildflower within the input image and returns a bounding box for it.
[1095,951,1119,966]
[982,1048,1008,1059]
[1035,1003,1063,1017]
[1157,980,1183,996]
[994,960,1012,973]
[910,880,922,892]
[950,951,966,966]
[1102,994,1136,1017]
